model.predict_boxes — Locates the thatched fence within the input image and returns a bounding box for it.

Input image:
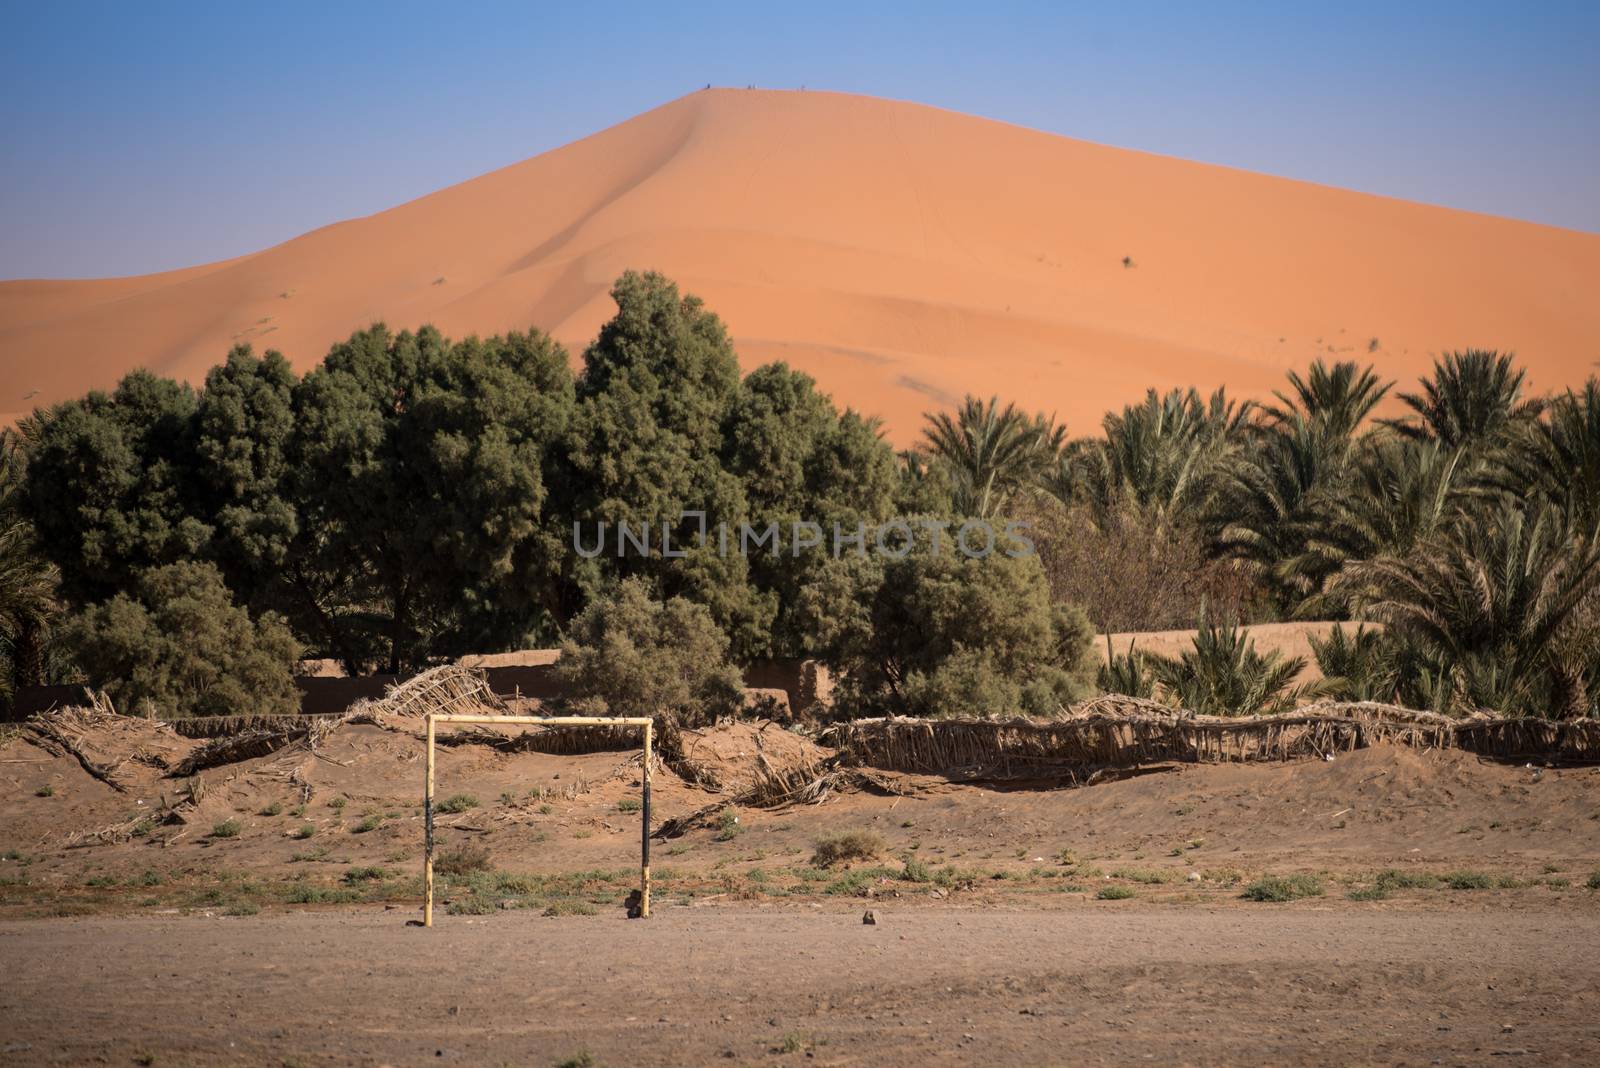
[820,699,1600,779]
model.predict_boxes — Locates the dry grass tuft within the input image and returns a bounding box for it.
[811,829,887,868]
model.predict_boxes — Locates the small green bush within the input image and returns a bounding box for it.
[435,794,479,815]
[63,561,302,719]
[1373,868,1440,891]
[34,785,55,798]
[811,829,887,868]
[1097,886,1135,900]
[259,802,282,816]
[210,819,242,839]
[1241,874,1324,902]
[445,897,494,916]
[616,797,641,814]
[1586,871,1600,890]
[353,814,383,834]
[1443,870,1494,890]
[292,825,316,840]
[901,856,932,883]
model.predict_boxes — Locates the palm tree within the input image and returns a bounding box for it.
[1263,360,1391,442]
[0,428,61,707]
[1383,349,1543,450]
[1307,624,1396,702]
[1501,378,1600,531]
[1340,499,1600,716]
[1213,413,1356,608]
[1058,386,1253,529]
[1290,436,1469,613]
[1098,635,1157,698]
[921,396,1061,518]
[1146,615,1310,715]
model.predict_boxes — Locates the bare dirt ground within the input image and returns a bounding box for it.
[6,713,1600,1065]
[4,906,1598,1066]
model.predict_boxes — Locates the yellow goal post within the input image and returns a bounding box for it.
[422,714,655,927]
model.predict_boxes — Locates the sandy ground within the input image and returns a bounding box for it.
[6,712,1600,1065]
[4,88,1597,440]
[4,906,1597,1066]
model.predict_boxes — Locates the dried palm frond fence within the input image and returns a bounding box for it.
[821,700,1600,780]
[170,712,348,739]
[346,663,508,720]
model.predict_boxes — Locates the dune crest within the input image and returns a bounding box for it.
[3,88,1597,441]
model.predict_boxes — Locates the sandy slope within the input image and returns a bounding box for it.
[3,88,1597,441]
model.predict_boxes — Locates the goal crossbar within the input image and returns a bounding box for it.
[423,714,655,927]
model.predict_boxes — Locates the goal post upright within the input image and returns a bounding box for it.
[422,713,655,927]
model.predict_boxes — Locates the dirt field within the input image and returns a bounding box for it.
[6,706,1600,1065]
[4,906,1597,1066]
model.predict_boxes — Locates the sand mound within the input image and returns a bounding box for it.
[5,89,1596,442]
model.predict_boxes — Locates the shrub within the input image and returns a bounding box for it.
[1149,616,1309,715]
[342,866,392,884]
[353,814,383,834]
[62,561,301,718]
[292,825,316,840]
[434,794,479,814]
[1373,868,1440,891]
[1241,874,1324,901]
[616,797,641,814]
[555,578,743,725]
[34,784,54,798]
[901,856,932,883]
[797,540,1096,718]
[1097,886,1135,900]
[434,844,491,875]
[1444,870,1494,890]
[811,830,887,868]
[1587,871,1600,891]
[259,802,282,817]
[210,819,242,839]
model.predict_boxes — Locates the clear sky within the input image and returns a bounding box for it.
[3,1,1596,279]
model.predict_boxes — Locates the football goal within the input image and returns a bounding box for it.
[421,713,655,927]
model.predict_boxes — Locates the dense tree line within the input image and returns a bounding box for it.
[927,352,1600,718]
[2,270,1595,720]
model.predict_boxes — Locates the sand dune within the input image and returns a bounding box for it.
[3,88,1597,441]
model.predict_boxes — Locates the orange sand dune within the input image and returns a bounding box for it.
[3,89,1597,442]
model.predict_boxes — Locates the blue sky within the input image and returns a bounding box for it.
[2,1,1596,279]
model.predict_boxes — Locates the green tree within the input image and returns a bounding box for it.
[566,272,771,659]
[1384,349,1542,450]
[291,324,575,673]
[722,362,898,657]
[554,577,743,725]
[63,561,301,718]
[23,371,209,604]
[1054,386,1252,530]
[1340,500,1600,716]
[1263,360,1391,441]
[193,345,299,610]
[1292,436,1469,615]
[1502,379,1600,531]
[796,536,1096,718]
[921,395,1061,518]
[1,428,63,706]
